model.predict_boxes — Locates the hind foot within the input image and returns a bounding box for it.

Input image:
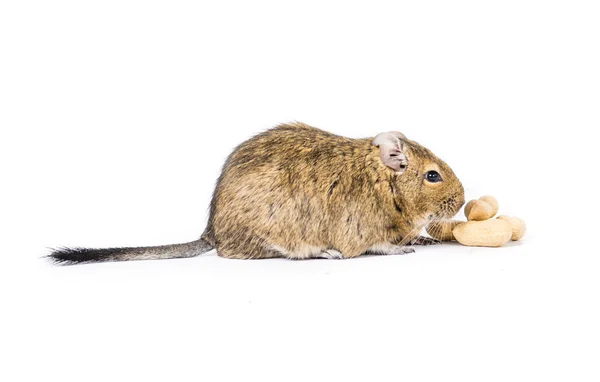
[365,242,415,256]
[312,249,344,260]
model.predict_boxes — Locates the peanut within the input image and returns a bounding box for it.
[452,219,512,247]
[479,195,499,212]
[464,195,498,221]
[426,220,463,241]
[497,215,526,241]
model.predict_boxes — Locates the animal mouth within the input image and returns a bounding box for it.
[438,195,464,218]
[433,206,459,221]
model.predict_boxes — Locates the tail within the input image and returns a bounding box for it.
[48,238,214,265]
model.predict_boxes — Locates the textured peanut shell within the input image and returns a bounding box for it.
[479,195,499,212]
[464,200,496,221]
[426,220,463,241]
[497,215,526,241]
[452,219,512,247]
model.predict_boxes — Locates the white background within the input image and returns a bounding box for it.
[1,1,599,381]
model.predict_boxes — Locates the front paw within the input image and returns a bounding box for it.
[409,236,442,246]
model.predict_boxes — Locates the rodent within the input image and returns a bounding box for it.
[49,122,465,264]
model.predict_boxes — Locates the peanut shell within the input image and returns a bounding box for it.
[497,215,526,241]
[452,219,512,247]
[426,220,463,241]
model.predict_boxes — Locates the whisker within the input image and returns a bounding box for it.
[400,214,436,246]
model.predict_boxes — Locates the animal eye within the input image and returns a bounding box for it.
[425,170,442,183]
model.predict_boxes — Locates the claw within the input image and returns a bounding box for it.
[315,249,344,259]
[385,246,415,256]
[410,236,442,246]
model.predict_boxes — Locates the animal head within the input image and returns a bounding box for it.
[372,132,465,222]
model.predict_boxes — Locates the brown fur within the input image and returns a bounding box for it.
[48,121,464,264]
[202,122,464,259]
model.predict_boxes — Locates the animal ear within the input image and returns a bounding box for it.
[372,132,408,173]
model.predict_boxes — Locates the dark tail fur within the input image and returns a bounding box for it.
[48,238,214,265]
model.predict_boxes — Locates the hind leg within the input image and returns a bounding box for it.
[362,242,415,256]
[311,249,344,260]
[217,245,284,259]
[263,244,345,260]
[215,234,345,260]
[281,245,346,260]
[214,233,285,260]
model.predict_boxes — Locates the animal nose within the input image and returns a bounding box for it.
[455,185,466,211]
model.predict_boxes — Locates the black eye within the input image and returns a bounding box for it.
[425,170,442,183]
